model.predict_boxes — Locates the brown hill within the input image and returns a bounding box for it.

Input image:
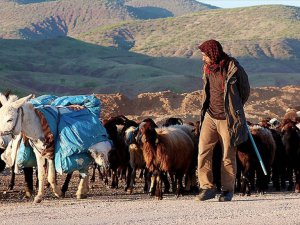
[0,0,132,38]
[96,86,300,124]
[0,0,215,39]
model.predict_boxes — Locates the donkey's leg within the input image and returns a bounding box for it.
[47,159,62,198]
[82,170,90,195]
[8,165,15,190]
[34,154,46,203]
[61,172,73,198]
[76,171,89,199]
[23,167,34,198]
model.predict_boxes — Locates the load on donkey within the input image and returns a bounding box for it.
[0,93,112,203]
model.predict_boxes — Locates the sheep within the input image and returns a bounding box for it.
[280,119,300,192]
[137,118,172,195]
[236,125,276,195]
[258,118,287,191]
[269,128,287,191]
[162,117,183,127]
[165,123,198,193]
[124,124,150,194]
[138,121,194,199]
[103,115,132,190]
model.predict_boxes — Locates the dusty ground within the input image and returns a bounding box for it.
[1,193,300,225]
[0,168,300,225]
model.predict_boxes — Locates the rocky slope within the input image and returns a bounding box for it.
[96,86,300,124]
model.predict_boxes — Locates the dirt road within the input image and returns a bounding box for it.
[1,192,300,225]
[0,168,299,225]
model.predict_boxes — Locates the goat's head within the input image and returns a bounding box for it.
[268,118,281,129]
[163,117,183,127]
[124,126,139,145]
[137,121,158,146]
[0,94,32,136]
[280,119,294,132]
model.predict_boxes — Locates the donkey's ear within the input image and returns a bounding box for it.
[11,94,33,109]
[0,93,8,106]
[7,94,19,103]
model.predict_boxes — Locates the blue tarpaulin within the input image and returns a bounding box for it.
[16,140,37,168]
[18,95,110,174]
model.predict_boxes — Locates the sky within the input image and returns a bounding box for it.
[197,0,300,8]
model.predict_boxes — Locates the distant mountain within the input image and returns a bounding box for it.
[0,0,216,39]
[77,5,300,74]
[79,5,300,62]
[3,0,54,3]
[124,0,218,18]
[0,0,133,38]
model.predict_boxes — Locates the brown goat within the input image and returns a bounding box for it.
[168,124,198,192]
[138,122,194,199]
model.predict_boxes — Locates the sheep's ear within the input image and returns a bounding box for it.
[11,94,33,109]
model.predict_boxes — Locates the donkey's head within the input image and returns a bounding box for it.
[0,94,32,136]
[0,134,22,168]
[0,134,12,150]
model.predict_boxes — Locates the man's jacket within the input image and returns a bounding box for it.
[199,58,250,146]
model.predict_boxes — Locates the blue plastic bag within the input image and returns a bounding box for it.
[16,140,37,168]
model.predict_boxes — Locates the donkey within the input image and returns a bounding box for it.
[0,92,37,197]
[0,94,111,203]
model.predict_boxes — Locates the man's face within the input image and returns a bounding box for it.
[201,52,212,65]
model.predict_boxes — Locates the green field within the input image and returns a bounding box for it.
[0,37,299,97]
